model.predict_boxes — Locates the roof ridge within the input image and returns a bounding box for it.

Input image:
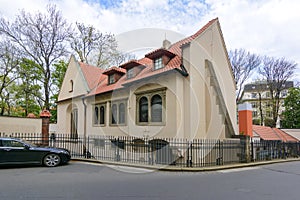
[275,128,298,142]
[271,128,285,141]
[191,18,218,39]
[168,18,218,55]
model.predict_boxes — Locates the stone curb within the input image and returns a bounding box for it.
[71,158,300,172]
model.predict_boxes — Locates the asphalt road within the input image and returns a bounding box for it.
[1,161,300,200]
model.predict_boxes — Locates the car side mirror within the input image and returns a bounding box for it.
[24,144,30,150]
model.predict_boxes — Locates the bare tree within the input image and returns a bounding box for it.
[0,5,72,110]
[250,80,267,126]
[229,48,261,103]
[70,22,135,69]
[70,23,119,69]
[259,56,297,127]
[70,22,100,63]
[0,41,20,115]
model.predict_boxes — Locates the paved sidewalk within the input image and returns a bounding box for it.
[72,158,300,172]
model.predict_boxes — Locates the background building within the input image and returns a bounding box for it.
[241,80,294,127]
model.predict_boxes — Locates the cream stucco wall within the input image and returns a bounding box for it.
[0,116,42,134]
[181,20,237,139]
[85,71,183,139]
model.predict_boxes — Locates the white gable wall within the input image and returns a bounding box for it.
[58,55,89,102]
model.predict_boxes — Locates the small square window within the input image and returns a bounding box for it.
[154,57,163,70]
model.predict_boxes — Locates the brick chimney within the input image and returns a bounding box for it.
[238,103,253,137]
[40,109,51,146]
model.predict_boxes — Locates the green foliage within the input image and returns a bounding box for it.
[52,60,68,91]
[252,119,261,125]
[281,88,300,128]
[264,118,275,127]
[50,60,68,123]
[14,58,43,116]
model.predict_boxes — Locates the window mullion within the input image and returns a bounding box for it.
[148,96,151,124]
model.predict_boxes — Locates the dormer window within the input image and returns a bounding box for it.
[154,57,163,70]
[103,66,126,85]
[145,48,176,71]
[119,60,146,80]
[108,74,115,84]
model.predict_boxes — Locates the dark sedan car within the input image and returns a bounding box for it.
[0,137,71,167]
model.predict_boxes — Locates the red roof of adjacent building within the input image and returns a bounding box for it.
[76,18,218,96]
[252,125,298,142]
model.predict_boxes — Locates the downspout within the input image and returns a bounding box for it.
[81,97,87,158]
[174,64,189,77]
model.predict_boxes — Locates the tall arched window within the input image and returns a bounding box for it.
[94,106,99,124]
[100,106,105,125]
[151,95,162,122]
[111,104,117,124]
[139,97,148,122]
[119,103,125,124]
[71,109,78,139]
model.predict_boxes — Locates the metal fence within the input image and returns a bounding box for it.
[1,132,299,168]
[251,140,300,161]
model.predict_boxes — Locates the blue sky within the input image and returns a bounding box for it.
[0,0,299,81]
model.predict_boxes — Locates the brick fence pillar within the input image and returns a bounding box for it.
[40,110,51,146]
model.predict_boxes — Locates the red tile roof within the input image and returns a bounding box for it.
[103,66,126,75]
[79,18,218,96]
[145,48,176,59]
[119,60,145,69]
[273,128,298,142]
[252,125,298,142]
[79,62,104,90]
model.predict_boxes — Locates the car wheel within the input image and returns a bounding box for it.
[43,154,61,167]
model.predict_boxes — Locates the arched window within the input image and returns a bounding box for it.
[69,80,73,92]
[111,104,117,124]
[119,103,125,124]
[139,97,148,122]
[100,106,105,125]
[151,95,162,122]
[94,106,99,124]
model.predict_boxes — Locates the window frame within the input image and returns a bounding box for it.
[69,80,73,92]
[127,68,135,79]
[136,88,166,126]
[109,100,127,126]
[93,103,106,127]
[154,57,163,70]
[108,74,115,84]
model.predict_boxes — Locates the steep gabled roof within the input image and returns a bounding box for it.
[79,62,104,90]
[84,18,219,97]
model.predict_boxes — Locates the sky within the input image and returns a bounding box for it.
[0,0,299,81]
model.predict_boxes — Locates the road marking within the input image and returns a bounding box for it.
[108,165,155,173]
[77,161,154,173]
[219,166,261,173]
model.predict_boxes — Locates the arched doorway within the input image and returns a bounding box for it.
[70,108,78,139]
